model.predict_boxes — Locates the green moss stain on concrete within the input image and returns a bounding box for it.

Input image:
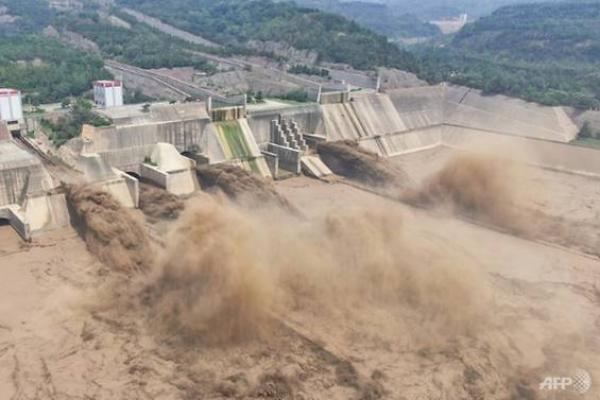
[216,121,253,158]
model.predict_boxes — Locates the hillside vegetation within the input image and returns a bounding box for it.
[0,0,420,103]
[0,0,221,103]
[415,2,600,109]
[0,0,109,104]
[3,0,596,111]
[453,2,600,62]
[117,0,419,71]
[55,10,217,71]
[293,0,440,39]
[381,0,568,20]
[0,36,110,104]
[0,0,55,34]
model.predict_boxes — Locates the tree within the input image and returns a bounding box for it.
[578,122,593,139]
[42,97,112,147]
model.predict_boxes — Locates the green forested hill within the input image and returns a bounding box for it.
[55,11,217,71]
[415,2,600,109]
[453,2,600,62]
[5,0,598,110]
[382,0,570,20]
[0,0,218,103]
[0,0,109,104]
[117,0,419,71]
[0,0,420,103]
[0,0,55,34]
[0,36,110,103]
[292,0,440,39]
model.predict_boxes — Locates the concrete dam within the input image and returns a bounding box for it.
[3,82,598,238]
[243,84,598,176]
[71,83,600,189]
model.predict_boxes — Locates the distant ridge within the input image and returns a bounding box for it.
[413,2,600,109]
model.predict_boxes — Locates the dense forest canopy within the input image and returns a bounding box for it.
[0,0,220,102]
[0,0,420,102]
[453,2,600,62]
[117,0,419,71]
[55,11,217,71]
[0,0,55,34]
[414,2,600,109]
[0,0,109,104]
[0,36,110,104]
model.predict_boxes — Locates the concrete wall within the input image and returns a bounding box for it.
[23,193,70,232]
[267,143,301,174]
[140,163,196,195]
[301,155,332,178]
[320,93,409,140]
[262,151,279,178]
[209,119,272,178]
[387,86,445,130]
[349,93,408,136]
[166,169,197,195]
[320,91,350,105]
[247,103,323,146]
[140,163,168,188]
[119,171,140,208]
[321,102,367,140]
[359,127,443,157]
[0,206,30,241]
[443,126,600,176]
[0,140,70,237]
[100,178,137,209]
[211,106,246,122]
[84,118,210,171]
[443,86,578,142]
[0,160,53,207]
[0,166,38,205]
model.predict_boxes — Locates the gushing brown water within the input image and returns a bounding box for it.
[68,178,489,346]
[143,198,276,343]
[317,140,410,188]
[59,151,599,399]
[196,163,296,211]
[69,154,537,350]
[139,182,185,221]
[405,153,527,234]
[140,194,489,345]
[67,184,153,273]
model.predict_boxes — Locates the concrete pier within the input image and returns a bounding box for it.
[0,140,69,239]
